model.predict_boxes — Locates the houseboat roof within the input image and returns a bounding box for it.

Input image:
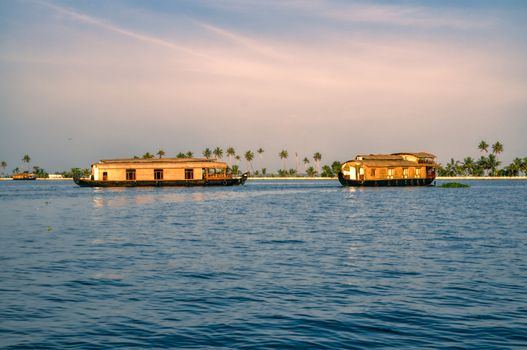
[98,157,218,164]
[392,152,436,158]
[345,152,437,165]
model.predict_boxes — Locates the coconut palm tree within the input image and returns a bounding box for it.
[462,157,475,176]
[257,148,264,173]
[313,152,322,175]
[1,161,6,176]
[303,157,309,173]
[157,149,165,158]
[478,140,489,153]
[226,147,236,165]
[306,166,316,177]
[202,148,212,159]
[491,141,503,156]
[244,150,255,173]
[22,154,31,171]
[444,158,460,176]
[279,150,288,171]
[235,155,241,165]
[487,154,501,176]
[505,158,523,176]
[213,147,223,160]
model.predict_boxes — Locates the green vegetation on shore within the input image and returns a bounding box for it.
[437,141,527,177]
[2,140,526,179]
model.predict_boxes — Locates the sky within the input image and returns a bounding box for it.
[1,0,526,172]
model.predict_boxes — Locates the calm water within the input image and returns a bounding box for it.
[0,180,526,349]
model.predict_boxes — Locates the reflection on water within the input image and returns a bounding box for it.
[0,180,526,348]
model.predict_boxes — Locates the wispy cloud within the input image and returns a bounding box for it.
[196,22,289,61]
[32,0,207,58]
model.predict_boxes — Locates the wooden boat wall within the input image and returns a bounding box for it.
[338,152,437,187]
[74,158,248,187]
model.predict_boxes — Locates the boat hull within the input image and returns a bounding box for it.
[12,175,37,180]
[74,174,248,187]
[338,172,434,187]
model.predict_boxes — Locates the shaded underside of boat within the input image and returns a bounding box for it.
[74,174,248,187]
[338,172,434,187]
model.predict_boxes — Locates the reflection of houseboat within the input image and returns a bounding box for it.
[338,152,437,187]
[74,158,248,187]
[12,172,37,180]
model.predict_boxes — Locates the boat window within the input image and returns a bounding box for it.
[154,169,163,180]
[415,168,420,178]
[387,168,394,179]
[102,172,108,181]
[370,169,376,176]
[403,168,408,178]
[185,168,194,180]
[126,169,136,180]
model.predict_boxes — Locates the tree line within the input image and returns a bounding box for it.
[437,141,527,176]
[2,141,526,178]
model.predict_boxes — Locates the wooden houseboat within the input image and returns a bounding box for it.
[74,158,248,187]
[338,152,437,187]
[12,172,37,180]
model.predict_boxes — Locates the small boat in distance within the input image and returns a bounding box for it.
[74,158,248,187]
[12,172,37,180]
[338,152,437,187]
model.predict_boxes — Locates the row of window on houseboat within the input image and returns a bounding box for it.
[361,167,425,178]
[117,168,226,181]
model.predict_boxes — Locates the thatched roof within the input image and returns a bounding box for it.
[99,157,215,164]
[392,152,436,158]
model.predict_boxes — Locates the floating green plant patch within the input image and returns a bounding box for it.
[439,182,470,188]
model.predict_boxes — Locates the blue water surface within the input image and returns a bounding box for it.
[0,180,526,349]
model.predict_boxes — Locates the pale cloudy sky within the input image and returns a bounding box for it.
[1,0,526,171]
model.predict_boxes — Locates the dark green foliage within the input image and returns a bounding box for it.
[439,182,470,188]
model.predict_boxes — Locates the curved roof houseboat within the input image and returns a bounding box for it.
[74,158,248,187]
[12,172,37,180]
[338,152,437,187]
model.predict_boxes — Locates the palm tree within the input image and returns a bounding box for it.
[313,152,322,175]
[213,147,223,160]
[202,148,212,159]
[522,157,527,176]
[477,156,490,175]
[505,158,523,176]
[491,141,503,156]
[1,161,6,176]
[244,150,254,173]
[186,151,194,158]
[235,155,241,165]
[226,147,236,165]
[444,158,460,176]
[142,152,154,159]
[303,157,310,173]
[157,149,165,158]
[176,152,186,158]
[306,166,316,177]
[462,157,475,176]
[478,140,489,153]
[279,150,288,171]
[22,154,31,171]
[487,154,501,176]
[257,148,264,173]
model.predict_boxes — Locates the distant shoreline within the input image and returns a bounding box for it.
[1,176,527,181]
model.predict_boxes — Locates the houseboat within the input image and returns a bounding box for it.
[12,172,37,180]
[338,152,437,187]
[74,158,248,187]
